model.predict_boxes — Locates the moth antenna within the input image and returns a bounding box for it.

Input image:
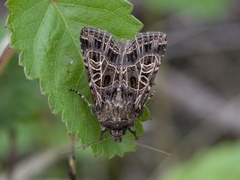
[61,136,112,154]
[75,136,112,150]
[124,137,171,156]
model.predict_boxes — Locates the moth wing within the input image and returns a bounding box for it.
[80,27,121,108]
[123,32,167,110]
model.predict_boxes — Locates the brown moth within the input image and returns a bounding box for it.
[70,27,167,143]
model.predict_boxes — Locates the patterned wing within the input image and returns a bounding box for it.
[80,27,121,108]
[123,32,167,110]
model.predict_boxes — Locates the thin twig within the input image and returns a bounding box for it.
[68,133,76,180]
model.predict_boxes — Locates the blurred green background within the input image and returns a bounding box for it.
[1,0,240,179]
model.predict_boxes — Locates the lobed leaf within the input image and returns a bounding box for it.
[6,0,151,157]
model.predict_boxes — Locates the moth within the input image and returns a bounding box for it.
[71,27,167,143]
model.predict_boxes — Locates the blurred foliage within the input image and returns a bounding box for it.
[0,20,7,40]
[1,0,240,179]
[161,142,240,180]
[0,54,47,127]
[147,0,228,20]
[0,52,67,164]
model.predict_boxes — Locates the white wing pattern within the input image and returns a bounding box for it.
[79,27,167,142]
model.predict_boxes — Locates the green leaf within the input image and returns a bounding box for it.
[6,0,150,157]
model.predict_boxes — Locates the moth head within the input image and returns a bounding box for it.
[110,129,126,143]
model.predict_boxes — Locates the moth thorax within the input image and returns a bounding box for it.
[113,88,124,107]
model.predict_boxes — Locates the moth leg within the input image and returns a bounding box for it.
[100,126,108,140]
[145,90,155,105]
[128,126,138,140]
[148,90,155,99]
[69,88,93,108]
